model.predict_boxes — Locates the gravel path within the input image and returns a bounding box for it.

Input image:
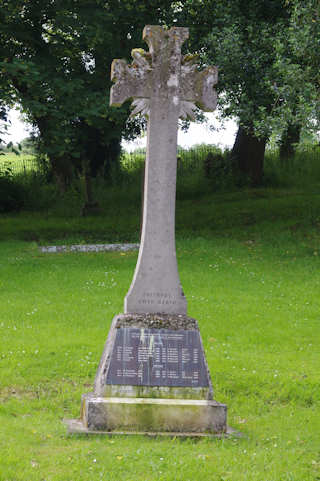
[40,243,139,253]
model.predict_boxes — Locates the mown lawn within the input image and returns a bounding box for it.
[0,188,319,480]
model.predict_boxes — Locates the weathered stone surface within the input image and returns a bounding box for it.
[66,418,239,438]
[115,313,199,330]
[110,26,218,316]
[81,394,227,434]
[110,31,218,120]
[106,328,209,387]
[93,314,214,400]
[102,384,210,400]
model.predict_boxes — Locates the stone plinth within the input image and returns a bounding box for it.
[80,395,227,434]
[67,314,227,435]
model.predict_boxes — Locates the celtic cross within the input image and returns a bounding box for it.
[110,25,218,315]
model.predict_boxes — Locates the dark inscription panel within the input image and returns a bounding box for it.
[106,328,209,387]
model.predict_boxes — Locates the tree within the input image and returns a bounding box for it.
[276,0,319,141]
[179,0,293,184]
[0,108,8,151]
[177,0,319,184]
[279,121,301,160]
[0,0,174,198]
[0,59,15,149]
[288,0,319,107]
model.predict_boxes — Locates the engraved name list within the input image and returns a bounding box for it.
[106,328,209,387]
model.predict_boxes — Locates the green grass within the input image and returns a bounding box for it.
[264,145,320,188]
[1,185,320,480]
[0,153,38,174]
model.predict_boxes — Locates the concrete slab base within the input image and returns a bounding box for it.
[78,394,227,434]
[64,418,240,439]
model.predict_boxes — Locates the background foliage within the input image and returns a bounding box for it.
[1,0,319,188]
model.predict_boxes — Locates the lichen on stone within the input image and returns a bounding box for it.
[115,313,199,330]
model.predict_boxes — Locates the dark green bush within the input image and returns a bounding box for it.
[204,150,236,189]
[0,160,59,213]
[0,169,26,212]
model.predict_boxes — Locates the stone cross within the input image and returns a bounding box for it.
[110,25,218,315]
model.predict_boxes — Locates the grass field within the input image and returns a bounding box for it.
[1,185,319,480]
[0,153,38,175]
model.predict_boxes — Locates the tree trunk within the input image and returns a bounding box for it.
[279,123,301,160]
[80,122,122,179]
[102,137,122,180]
[140,159,145,236]
[50,156,74,194]
[231,125,267,185]
[81,159,99,216]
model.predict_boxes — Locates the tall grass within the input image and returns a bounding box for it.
[2,144,320,187]
[0,153,39,174]
[117,143,320,192]
[119,144,232,199]
[264,144,320,188]
[1,144,320,214]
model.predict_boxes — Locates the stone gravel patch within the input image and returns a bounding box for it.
[40,243,139,253]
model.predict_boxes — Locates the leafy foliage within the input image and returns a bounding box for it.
[271,0,320,134]
[178,1,292,135]
[174,0,319,183]
[0,0,318,190]
[0,107,9,151]
[0,0,175,186]
[0,162,26,212]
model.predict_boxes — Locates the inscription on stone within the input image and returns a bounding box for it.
[106,328,209,387]
[137,291,177,307]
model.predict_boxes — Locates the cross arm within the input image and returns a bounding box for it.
[180,57,218,119]
[110,49,152,107]
[194,66,218,111]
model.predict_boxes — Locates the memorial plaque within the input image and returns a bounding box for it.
[106,328,209,387]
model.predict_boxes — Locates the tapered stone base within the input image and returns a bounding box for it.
[78,394,227,433]
[67,313,228,436]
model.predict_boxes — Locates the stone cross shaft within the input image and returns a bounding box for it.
[110,25,218,315]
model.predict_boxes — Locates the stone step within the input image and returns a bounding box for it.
[79,394,227,434]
